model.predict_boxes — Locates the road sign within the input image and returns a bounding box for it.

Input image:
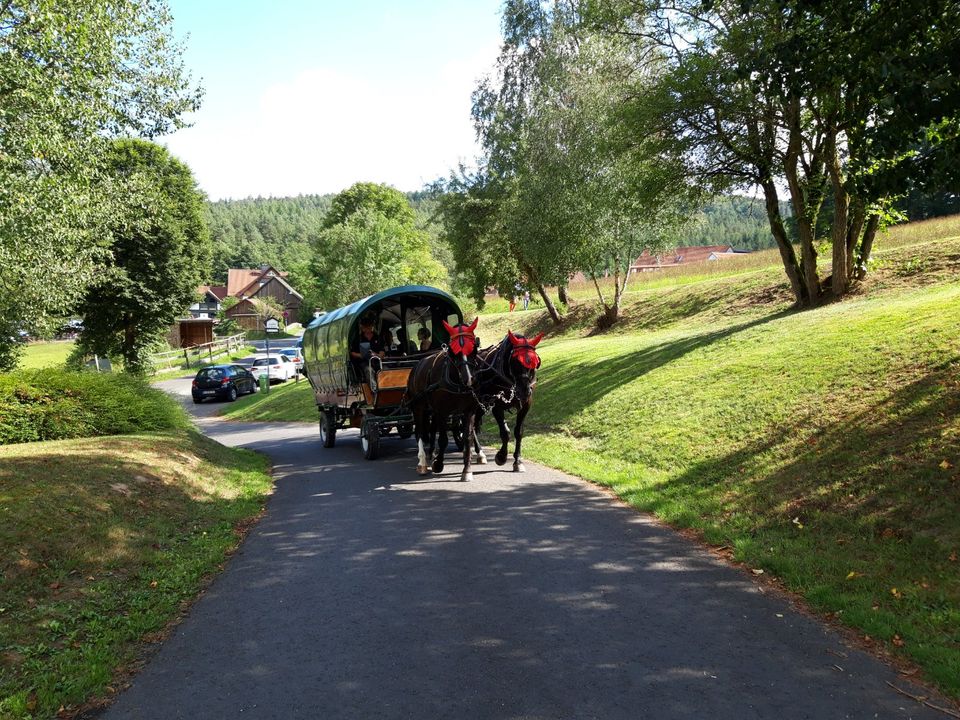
[265,317,280,334]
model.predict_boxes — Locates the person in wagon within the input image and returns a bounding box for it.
[417,327,433,352]
[351,316,385,381]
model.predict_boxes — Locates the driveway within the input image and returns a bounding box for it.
[102,377,950,719]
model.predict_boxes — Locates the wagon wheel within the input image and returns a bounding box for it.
[319,410,336,448]
[361,421,380,460]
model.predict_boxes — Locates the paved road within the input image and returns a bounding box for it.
[104,378,948,719]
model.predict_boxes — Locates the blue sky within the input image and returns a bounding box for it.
[161,1,504,200]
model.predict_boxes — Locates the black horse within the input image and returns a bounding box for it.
[405,318,483,481]
[469,330,543,473]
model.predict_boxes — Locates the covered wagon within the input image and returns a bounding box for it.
[301,285,465,459]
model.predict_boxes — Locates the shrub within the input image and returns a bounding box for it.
[0,368,189,445]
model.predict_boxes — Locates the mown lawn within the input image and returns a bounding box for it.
[17,341,75,370]
[218,376,316,423]
[0,431,273,719]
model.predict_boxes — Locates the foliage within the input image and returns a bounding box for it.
[310,208,446,308]
[592,0,960,305]
[74,140,211,375]
[306,183,446,309]
[205,194,332,284]
[0,368,188,445]
[449,0,699,325]
[0,0,202,370]
[322,181,416,229]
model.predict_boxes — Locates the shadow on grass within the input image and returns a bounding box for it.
[534,310,793,428]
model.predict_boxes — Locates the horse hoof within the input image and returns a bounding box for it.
[432,460,444,474]
[417,465,429,475]
[513,462,526,473]
[462,472,473,482]
[475,453,487,465]
[495,451,508,466]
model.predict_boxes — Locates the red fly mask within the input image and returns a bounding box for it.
[507,330,543,369]
[442,317,479,356]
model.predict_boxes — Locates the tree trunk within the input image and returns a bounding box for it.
[784,147,822,304]
[590,273,608,309]
[826,133,851,298]
[781,96,826,306]
[760,179,808,306]
[855,214,880,279]
[846,199,867,279]
[558,284,569,306]
[537,283,563,325]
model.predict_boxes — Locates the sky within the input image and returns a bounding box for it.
[161,0,504,201]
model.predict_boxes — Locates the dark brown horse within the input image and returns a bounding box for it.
[470,330,543,472]
[405,318,483,481]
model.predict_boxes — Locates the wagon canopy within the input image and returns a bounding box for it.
[302,285,463,395]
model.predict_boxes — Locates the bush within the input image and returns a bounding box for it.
[0,368,189,445]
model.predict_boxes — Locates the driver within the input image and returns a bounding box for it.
[350,316,385,382]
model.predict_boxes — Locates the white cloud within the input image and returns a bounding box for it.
[163,42,499,200]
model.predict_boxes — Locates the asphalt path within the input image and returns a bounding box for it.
[101,377,950,719]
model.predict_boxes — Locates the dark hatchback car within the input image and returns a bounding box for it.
[191,364,258,403]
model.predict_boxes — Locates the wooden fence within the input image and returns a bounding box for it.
[150,334,247,371]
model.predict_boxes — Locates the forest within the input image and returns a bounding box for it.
[205,192,781,283]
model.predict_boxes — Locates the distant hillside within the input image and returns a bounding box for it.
[206,195,333,284]
[675,195,784,252]
[205,191,454,286]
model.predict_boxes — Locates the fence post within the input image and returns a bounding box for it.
[183,348,190,368]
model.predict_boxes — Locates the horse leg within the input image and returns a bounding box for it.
[415,407,430,474]
[473,410,487,464]
[512,403,530,473]
[461,411,475,482]
[493,405,510,465]
[432,417,447,474]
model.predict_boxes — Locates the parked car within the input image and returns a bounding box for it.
[249,353,296,383]
[192,364,258,403]
[276,347,304,373]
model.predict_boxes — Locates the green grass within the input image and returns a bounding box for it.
[17,342,75,370]
[0,430,273,719]
[218,377,316,423]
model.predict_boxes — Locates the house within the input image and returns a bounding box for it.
[629,245,749,272]
[189,285,227,319]
[221,264,303,330]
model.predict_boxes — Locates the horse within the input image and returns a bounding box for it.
[468,330,543,473]
[405,318,483,481]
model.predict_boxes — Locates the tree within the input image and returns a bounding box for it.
[0,0,201,369]
[310,184,446,308]
[75,140,210,374]
[462,0,697,325]
[249,296,285,331]
[322,182,416,229]
[592,0,960,306]
[432,167,522,309]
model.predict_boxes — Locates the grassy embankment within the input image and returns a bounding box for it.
[0,371,273,719]
[219,215,960,696]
